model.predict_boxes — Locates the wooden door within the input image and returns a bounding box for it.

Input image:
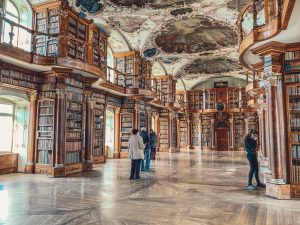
[216,128,229,151]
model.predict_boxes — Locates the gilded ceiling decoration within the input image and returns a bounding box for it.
[109,0,197,8]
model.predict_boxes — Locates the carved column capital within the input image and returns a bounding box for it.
[56,88,65,99]
[115,107,121,114]
[266,73,282,87]
[28,90,38,101]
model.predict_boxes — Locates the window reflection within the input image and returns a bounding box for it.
[0,188,9,223]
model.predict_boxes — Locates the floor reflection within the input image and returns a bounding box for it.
[0,151,299,225]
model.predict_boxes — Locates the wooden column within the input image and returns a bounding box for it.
[199,115,202,149]
[114,107,121,158]
[85,92,94,163]
[154,114,159,134]
[53,88,66,176]
[169,110,179,152]
[244,116,249,134]
[187,116,191,150]
[258,104,267,158]
[211,118,215,150]
[25,90,38,174]
[229,117,234,150]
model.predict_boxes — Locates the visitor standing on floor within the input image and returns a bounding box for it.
[244,129,265,190]
[128,129,145,180]
[150,129,158,160]
[140,127,151,171]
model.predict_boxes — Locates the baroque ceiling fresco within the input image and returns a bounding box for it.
[31,0,250,90]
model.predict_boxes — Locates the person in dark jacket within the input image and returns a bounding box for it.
[244,130,265,190]
[140,127,151,171]
[150,129,158,160]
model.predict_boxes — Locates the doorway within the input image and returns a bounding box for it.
[105,108,115,158]
[215,128,229,151]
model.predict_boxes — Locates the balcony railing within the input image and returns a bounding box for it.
[0,15,159,98]
[237,0,282,41]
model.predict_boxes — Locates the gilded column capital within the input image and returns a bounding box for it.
[28,90,38,101]
[115,107,121,114]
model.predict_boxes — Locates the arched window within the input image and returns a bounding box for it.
[0,101,15,152]
[6,0,19,23]
[2,0,32,51]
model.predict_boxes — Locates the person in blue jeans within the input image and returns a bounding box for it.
[244,129,265,190]
[140,127,151,172]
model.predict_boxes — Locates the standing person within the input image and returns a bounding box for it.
[244,130,265,190]
[128,129,145,180]
[150,129,158,160]
[140,127,151,172]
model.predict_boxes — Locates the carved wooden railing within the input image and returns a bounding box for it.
[237,0,282,41]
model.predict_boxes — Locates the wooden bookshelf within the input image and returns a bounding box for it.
[36,98,55,164]
[285,50,300,187]
[179,114,188,148]
[91,26,108,70]
[234,113,245,150]
[191,114,200,148]
[156,76,176,105]
[201,114,212,149]
[113,51,142,88]
[93,102,105,163]
[158,109,170,151]
[34,7,60,56]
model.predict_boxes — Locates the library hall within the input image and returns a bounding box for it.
[1,0,300,224]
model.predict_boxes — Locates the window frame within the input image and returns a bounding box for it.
[0,100,15,153]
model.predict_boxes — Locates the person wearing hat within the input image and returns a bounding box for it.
[128,129,145,180]
[139,127,151,172]
[244,129,265,190]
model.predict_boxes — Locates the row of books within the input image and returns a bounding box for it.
[290,116,300,131]
[285,51,300,60]
[292,160,300,183]
[67,112,82,120]
[292,134,300,143]
[66,132,81,139]
[292,146,300,158]
[67,121,82,129]
[38,126,53,131]
[93,148,104,156]
[38,131,52,138]
[66,141,82,152]
[66,152,81,164]
[37,139,53,150]
[39,117,54,125]
[288,87,300,96]
[40,91,56,99]
[37,150,53,164]
[0,76,39,89]
[40,107,54,115]
[285,61,300,73]
[290,101,300,110]
[67,102,82,111]
[285,74,300,83]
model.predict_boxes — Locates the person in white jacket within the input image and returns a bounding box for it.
[128,129,145,180]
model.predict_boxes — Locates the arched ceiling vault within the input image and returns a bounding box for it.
[30,0,252,90]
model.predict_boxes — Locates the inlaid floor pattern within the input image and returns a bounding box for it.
[1,151,300,225]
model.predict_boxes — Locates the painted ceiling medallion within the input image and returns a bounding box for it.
[109,0,197,8]
[170,8,193,16]
[184,57,242,74]
[75,0,103,14]
[155,16,238,54]
[143,48,157,58]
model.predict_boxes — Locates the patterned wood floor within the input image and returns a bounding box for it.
[0,151,300,225]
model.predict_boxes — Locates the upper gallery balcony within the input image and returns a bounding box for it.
[237,0,296,70]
